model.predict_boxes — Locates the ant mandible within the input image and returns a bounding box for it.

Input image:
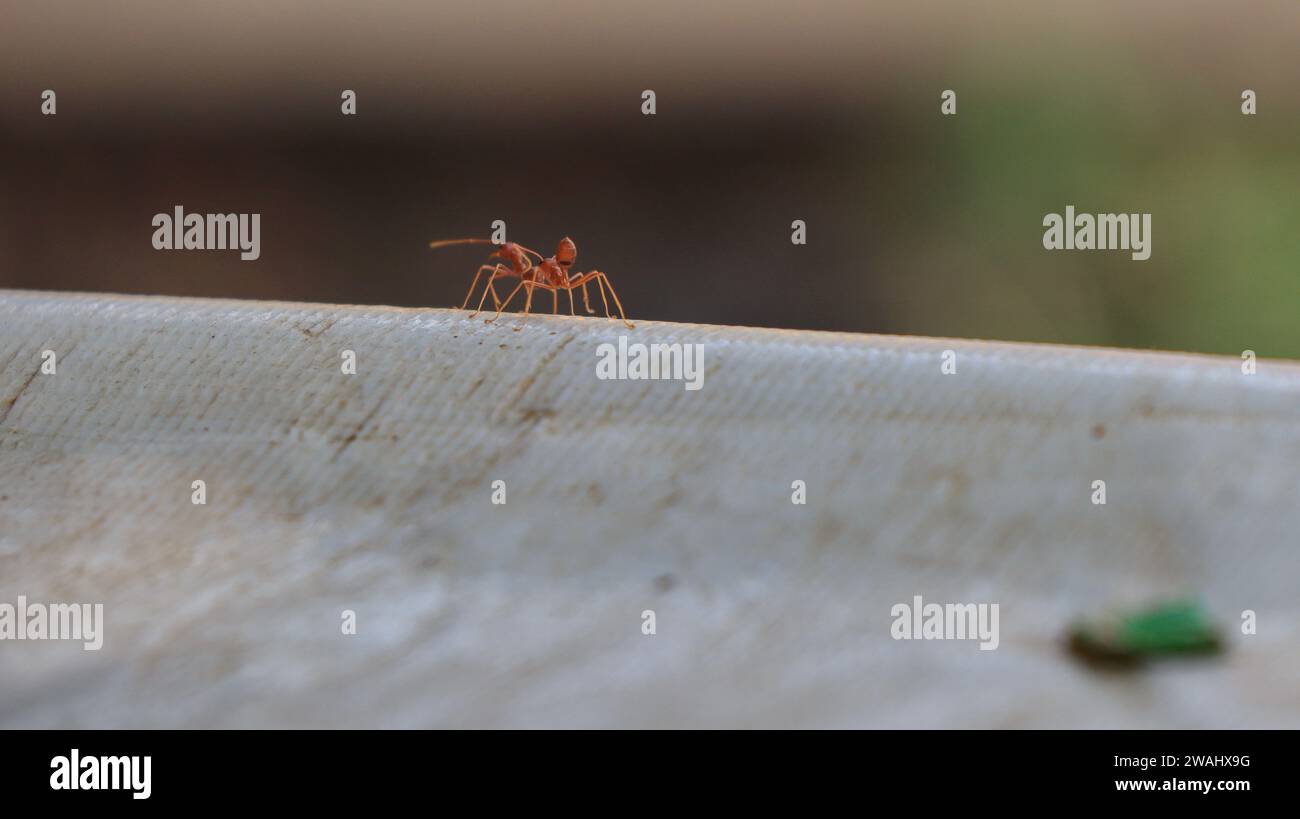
[428,236,633,329]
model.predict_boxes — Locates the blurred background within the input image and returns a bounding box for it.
[2,1,1297,356]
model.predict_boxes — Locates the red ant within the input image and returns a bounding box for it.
[428,236,633,329]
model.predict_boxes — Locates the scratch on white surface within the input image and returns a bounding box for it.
[0,289,1297,727]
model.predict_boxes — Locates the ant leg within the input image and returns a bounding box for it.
[565,285,577,316]
[593,271,633,329]
[486,279,529,323]
[503,260,535,311]
[564,270,596,314]
[470,265,509,318]
[594,274,612,319]
[566,270,625,326]
[569,270,609,318]
[552,287,558,315]
[515,282,547,330]
[469,266,497,317]
[460,264,499,310]
[584,271,612,320]
[478,265,511,312]
[486,268,516,312]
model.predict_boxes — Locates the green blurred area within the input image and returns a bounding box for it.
[875,56,1300,358]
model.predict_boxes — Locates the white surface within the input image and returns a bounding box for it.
[0,289,1296,728]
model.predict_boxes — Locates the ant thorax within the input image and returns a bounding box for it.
[536,259,568,286]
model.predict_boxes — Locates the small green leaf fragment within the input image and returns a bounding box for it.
[1068,600,1223,665]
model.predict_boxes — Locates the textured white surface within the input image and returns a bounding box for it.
[0,289,1297,728]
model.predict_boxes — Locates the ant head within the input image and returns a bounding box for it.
[493,243,528,266]
[556,237,577,267]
